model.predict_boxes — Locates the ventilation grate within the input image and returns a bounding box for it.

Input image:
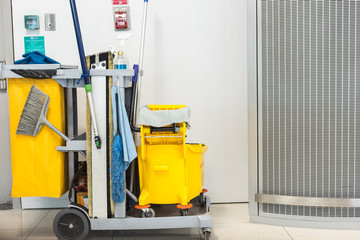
[260,0,360,217]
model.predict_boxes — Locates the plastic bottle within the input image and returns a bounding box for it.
[111,33,132,69]
[114,51,127,69]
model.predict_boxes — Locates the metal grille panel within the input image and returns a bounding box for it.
[260,0,360,217]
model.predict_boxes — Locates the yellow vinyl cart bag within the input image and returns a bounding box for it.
[8,79,68,198]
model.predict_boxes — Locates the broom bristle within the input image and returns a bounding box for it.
[16,85,48,136]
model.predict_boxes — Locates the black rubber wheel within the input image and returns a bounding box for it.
[53,208,90,240]
[180,209,189,216]
[141,208,155,218]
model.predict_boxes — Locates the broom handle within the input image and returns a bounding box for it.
[43,118,71,142]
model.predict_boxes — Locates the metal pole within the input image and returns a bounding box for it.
[133,0,149,128]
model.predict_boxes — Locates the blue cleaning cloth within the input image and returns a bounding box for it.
[111,85,137,203]
[14,51,59,64]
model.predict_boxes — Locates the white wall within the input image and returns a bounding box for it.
[0,0,5,61]
[11,0,248,203]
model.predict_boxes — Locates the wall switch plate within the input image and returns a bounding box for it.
[24,15,39,30]
[0,79,6,90]
[45,13,56,31]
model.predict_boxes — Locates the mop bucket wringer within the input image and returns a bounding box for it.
[137,105,207,209]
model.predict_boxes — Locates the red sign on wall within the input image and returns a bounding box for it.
[113,0,128,5]
[114,10,128,30]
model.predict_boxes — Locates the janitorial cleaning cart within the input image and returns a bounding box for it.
[2,0,212,239]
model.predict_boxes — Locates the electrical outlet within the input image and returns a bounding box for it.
[45,13,56,31]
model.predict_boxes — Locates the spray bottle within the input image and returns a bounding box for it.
[113,33,132,70]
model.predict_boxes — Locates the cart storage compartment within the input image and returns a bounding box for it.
[8,78,68,197]
[137,143,207,206]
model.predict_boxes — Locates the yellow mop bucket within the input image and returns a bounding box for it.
[137,105,207,207]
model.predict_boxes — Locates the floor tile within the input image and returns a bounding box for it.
[10,204,360,240]
[285,226,360,240]
[0,209,48,231]
[25,229,58,240]
[209,223,292,240]
[0,229,29,240]
[210,203,249,224]
[87,231,114,240]
[113,228,201,240]
[26,210,60,240]
[28,230,114,240]
[32,210,60,229]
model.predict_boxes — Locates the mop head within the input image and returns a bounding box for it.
[16,85,49,136]
[111,134,125,203]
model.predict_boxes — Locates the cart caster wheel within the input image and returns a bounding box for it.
[200,189,208,207]
[180,209,189,216]
[202,228,211,240]
[53,208,90,240]
[141,208,155,218]
[200,193,205,207]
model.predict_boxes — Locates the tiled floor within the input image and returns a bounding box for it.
[1,203,360,240]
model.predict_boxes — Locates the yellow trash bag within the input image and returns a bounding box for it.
[8,78,68,198]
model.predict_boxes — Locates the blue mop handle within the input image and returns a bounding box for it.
[69,0,90,85]
[69,0,102,149]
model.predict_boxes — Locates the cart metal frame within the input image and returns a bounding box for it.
[1,62,212,239]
